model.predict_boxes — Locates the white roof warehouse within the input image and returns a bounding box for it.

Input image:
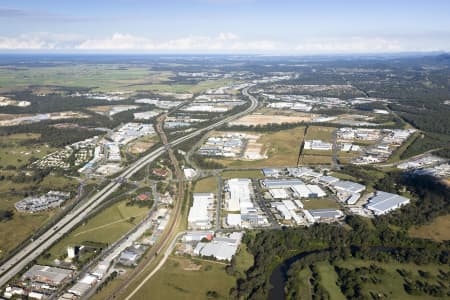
[365,191,410,215]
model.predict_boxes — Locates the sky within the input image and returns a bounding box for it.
[0,0,449,54]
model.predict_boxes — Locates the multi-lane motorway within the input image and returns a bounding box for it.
[0,86,258,288]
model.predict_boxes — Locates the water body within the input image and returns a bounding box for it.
[268,250,323,300]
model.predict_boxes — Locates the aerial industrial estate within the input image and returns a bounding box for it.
[0,37,449,300]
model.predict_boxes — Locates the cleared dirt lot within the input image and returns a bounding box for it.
[229,113,314,126]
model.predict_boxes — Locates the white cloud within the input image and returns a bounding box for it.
[0,32,447,53]
[295,37,404,53]
[76,32,277,52]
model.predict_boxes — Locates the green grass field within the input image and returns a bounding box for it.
[221,169,264,179]
[0,197,51,259]
[300,155,332,165]
[0,65,236,94]
[302,198,340,210]
[194,177,218,193]
[0,133,57,168]
[130,257,235,300]
[305,126,335,141]
[0,174,78,258]
[0,65,173,92]
[233,243,254,279]
[288,266,313,300]
[39,200,149,265]
[315,262,346,300]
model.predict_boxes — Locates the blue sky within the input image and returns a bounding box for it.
[0,0,449,53]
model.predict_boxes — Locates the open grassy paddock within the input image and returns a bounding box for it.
[409,215,450,242]
[304,126,335,141]
[302,198,340,210]
[221,169,264,179]
[0,193,51,259]
[129,256,235,300]
[193,176,218,193]
[0,133,57,168]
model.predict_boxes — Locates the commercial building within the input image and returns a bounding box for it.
[188,193,215,229]
[269,188,290,199]
[332,181,366,194]
[291,184,326,198]
[193,232,243,261]
[304,209,344,223]
[287,167,322,178]
[225,178,268,228]
[261,179,304,189]
[226,178,252,211]
[304,140,332,151]
[365,191,410,215]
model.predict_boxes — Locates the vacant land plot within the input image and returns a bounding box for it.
[300,155,333,165]
[305,126,335,141]
[0,133,56,168]
[39,200,148,264]
[0,194,51,259]
[409,215,450,241]
[130,257,235,300]
[221,169,264,179]
[211,126,305,168]
[302,198,339,210]
[128,136,159,154]
[194,177,218,193]
[229,113,313,127]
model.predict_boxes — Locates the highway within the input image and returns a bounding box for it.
[0,86,258,288]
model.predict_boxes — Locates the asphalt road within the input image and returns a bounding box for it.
[0,86,258,288]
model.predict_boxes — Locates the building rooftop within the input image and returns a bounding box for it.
[366,191,410,215]
[332,180,365,193]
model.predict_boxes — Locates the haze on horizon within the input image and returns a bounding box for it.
[1,0,450,54]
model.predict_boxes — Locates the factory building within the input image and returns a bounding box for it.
[260,179,304,189]
[304,140,332,151]
[291,184,326,198]
[188,193,215,229]
[332,180,366,194]
[365,191,410,215]
[304,209,344,223]
[193,232,243,261]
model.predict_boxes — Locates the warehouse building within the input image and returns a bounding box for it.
[260,179,304,189]
[226,178,252,211]
[291,184,326,198]
[193,232,243,261]
[269,188,290,199]
[304,209,344,223]
[332,180,366,194]
[304,140,332,151]
[365,191,410,215]
[188,193,215,229]
[21,265,74,286]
